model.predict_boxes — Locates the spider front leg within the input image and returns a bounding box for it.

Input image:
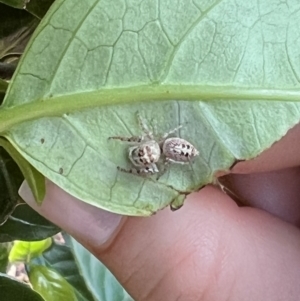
[108,135,143,143]
[156,164,168,180]
[156,157,189,180]
[136,111,153,139]
[117,166,157,176]
[159,125,183,143]
[165,157,190,165]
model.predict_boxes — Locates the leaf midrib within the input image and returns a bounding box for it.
[0,84,299,134]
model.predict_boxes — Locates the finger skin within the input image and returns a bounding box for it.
[220,166,300,226]
[232,122,300,174]
[96,186,300,301]
[23,182,300,301]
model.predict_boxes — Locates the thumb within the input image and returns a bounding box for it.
[20,180,300,301]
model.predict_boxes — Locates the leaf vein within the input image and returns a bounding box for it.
[159,0,223,82]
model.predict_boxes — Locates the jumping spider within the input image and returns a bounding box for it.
[109,112,199,177]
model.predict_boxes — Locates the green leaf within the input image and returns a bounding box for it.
[0,242,11,272]
[31,239,96,301]
[0,138,45,228]
[28,265,78,301]
[9,238,52,262]
[0,78,6,105]
[0,138,45,203]
[1,0,300,215]
[25,0,55,20]
[0,144,23,225]
[70,236,133,301]
[0,0,54,19]
[0,204,60,243]
[0,3,38,63]
[0,273,45,301]
[0,61,18,81]
[0,78,8,93]
[0,0,24,8]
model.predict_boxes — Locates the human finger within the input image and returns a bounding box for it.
[20,181,300,301]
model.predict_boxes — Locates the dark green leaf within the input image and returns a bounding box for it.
[0,204,60,242]
[0,242,11,272]
[0,95,4,105]
[0,138,45,203]
[29,265,78,301]
[0,2,38,78]
[0,0,25,8]
[0,78,7,104]
[0,137,45,227]
[25,0,55,19]
[0,78,8,93]
[0,61,18,79]
[70,237,133,301]
[0,272,44,301]
[0,2,37,57]
[32,240,95,301]
[0,0,54,19]
[0,145,23,225]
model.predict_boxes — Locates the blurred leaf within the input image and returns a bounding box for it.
[9,238,52,262]
[0,78,8,93]
[32,240,95,301]
[0,138,45,203]
[0,78,7,104]
[0,0,24,8]
[0,3,37,57]
[29,265,77,301]
[0,144,23,226]
[0,204,60,242]
[25,0,54,19]
[0,0,54,19]
[70,237,133,301]
[0,273,45,300]
[0,2,38,79]
[0,61,18,79]
[0,242,11,272]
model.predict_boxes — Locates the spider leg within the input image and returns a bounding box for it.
[159,125,183,142]
[156,157,190,180]
[108,135,143,143]
[149,117,157,137]
[136,111,153,139]
[117,166,155,176]
[165,157,190,165]
[156,164,168,180]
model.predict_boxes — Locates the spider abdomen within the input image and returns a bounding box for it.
[162,138,199,162]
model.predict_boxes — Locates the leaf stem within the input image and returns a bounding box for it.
[1,84,300,134]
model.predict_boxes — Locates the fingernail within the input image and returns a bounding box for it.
[19,180,125,248]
